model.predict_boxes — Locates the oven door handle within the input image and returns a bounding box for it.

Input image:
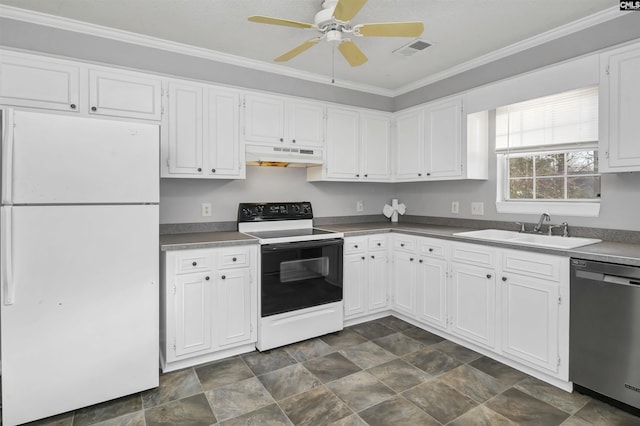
[262,238,343,252]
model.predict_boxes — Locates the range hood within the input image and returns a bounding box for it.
[245,144,323,167]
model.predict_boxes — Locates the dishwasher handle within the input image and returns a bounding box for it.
[604,274,640,287]
[575,269,640,287]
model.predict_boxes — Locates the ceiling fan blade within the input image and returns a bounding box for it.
[333,0,368,22]
[338,40,368,66]
[274,38,320,62]
[248,15,314,29]
[357,22,424,37]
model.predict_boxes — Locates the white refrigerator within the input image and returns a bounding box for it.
[0,110,160,425]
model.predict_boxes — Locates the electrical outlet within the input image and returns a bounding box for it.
[356,201,364,212]
[471,202,484,216]
[201,203,212,217]
[451,201,459,214]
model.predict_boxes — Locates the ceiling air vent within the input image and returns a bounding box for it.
[393,39,431,57]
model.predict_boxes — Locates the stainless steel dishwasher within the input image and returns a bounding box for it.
[570,258,640,413]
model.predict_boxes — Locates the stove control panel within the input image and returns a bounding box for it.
[238,202,313,222]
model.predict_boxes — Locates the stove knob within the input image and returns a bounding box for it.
[292,204,300,213]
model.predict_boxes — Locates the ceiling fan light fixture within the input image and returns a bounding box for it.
[326,30,343,43]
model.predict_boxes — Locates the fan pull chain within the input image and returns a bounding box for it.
[331,44,335,84]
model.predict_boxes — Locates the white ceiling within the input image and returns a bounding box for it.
[0,0,619,93]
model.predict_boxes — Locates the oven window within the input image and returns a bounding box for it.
[261,240,343,317]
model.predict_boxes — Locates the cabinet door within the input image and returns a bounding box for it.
[394,109,424,181]
[168,82,204,175]
[288,102,324,147]
[344,254,367,318]
[326,108,360,180]
[88,69,162,120]
[0,52,80,112]
[244,94,285,144]
[424,97,462,178]
[361,112,392,181]
[392,251,417,316]
[215,268,255,348]
[501,274,559,373]
[449,263,496,349]
[600,44,640,172]
[368,252,389,312]
[205,88,242,177]
[416,257,448,330]
[173,273,213,358]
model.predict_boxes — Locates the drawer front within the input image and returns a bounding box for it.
[501,249,564,283]
[175,250,214,274]
[451,242,495,267]
[368,235,388,252]
[217,246,252,269]
[418,237,446,259]
[344,237,366,254]
[393,235,416,252]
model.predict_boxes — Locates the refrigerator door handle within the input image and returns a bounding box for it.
[2,206,15,305]
[2,109,15,204]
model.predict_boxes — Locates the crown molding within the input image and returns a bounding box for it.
[0,5,626,98]
[0,5,395,97]
[392,6,628,96]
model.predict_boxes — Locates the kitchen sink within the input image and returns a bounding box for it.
[453,229,602,249]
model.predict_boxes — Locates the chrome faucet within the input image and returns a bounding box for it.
[533,213,551,233]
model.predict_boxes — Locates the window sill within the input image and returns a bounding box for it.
[495,201,600,217]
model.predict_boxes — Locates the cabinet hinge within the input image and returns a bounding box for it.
[172,285,176,295]
[557,357,561,367]
[461,163,464,172]
[558,296,562,305]
[172,342,177,352]
[161,105,164,115]
[605,151,609,158]
[606,65,610,76]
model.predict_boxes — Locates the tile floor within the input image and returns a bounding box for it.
[13,316,640,425]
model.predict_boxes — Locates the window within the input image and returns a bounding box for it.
[495,87,601,216]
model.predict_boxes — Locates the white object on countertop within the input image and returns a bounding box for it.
[383,198,406,222]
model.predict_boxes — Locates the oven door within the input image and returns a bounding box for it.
[261,238,343,317]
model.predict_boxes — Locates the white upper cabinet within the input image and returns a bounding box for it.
[244,93,324,147]
[599,41,640,172]
[88,69,162,120]
[360,112,392,181]
[167,82,204,175]
[424,97,462,178]
[205,88,242,178]
[324,107,361,180]
[394,108,424,181]
[0,51,80,112]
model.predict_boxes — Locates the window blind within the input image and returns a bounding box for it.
[495,86,598,154]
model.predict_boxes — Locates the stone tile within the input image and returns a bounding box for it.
[486,388,570,425]
[469,356,529,386]
[73,394,142,426]
[141,368,202,409]
[349,321,396,340]
[403,347,463,376]
[439,364,509,403]
[339,341,397,369]
[320,329,369,350]
[433,340,482,363]
[373,332,425,356]
[257,364,321,400]
[403,379,478,424]
[218,404,293,426]
[374,316,414,332]
[358,396,440,426]
[401,326,445,346]
[326,371,396,412]
[367,358,431,392]
[303,352,361,383]
[329,414,369,426]
[284,338,334,362]
[572,398,640,425]
[279,386,352,426]
[205,377,274,422]
[515,377,591,415]
[144,393,216,426]
[448,405,516,426]
[22,412,74,426]
[91,412,146,426]
[241,348,297,376]
[195,357,254,392]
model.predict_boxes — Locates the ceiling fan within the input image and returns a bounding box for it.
[248,0,424,67]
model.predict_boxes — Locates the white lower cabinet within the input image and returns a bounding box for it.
[391,236,418,316]
[415,238,448,331]
[161,245,257,372]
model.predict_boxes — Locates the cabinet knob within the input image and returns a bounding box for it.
[205,276,210,281]
[91,106,97,111]
[410,258,414,261]
[221,275,226,280]
[292,139,296,143]
[192,261,197,266]
[364,174,368,177]
[70,104,77,109]
[418,173,422,177]
[279,138,284,142]
[428,248,433,252]
[197,168,202,172]
[354,245,358,248]
[377,243,381,246]
[419,259,423,263]
[400,243,405,247]
[232,257,237,262]
[502,276,507,282]
[427,172,431,176]
[486,274,492,279]
[211,168,216,173]
[361,256,365,260]
[356,174,360,177]
[371,255,375,259]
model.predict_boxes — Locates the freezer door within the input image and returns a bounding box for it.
[1,205,159,425]
[2,110,159,204]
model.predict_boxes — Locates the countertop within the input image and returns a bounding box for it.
[160,222,640,266]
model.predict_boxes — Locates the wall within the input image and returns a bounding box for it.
[160,166,397,224]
